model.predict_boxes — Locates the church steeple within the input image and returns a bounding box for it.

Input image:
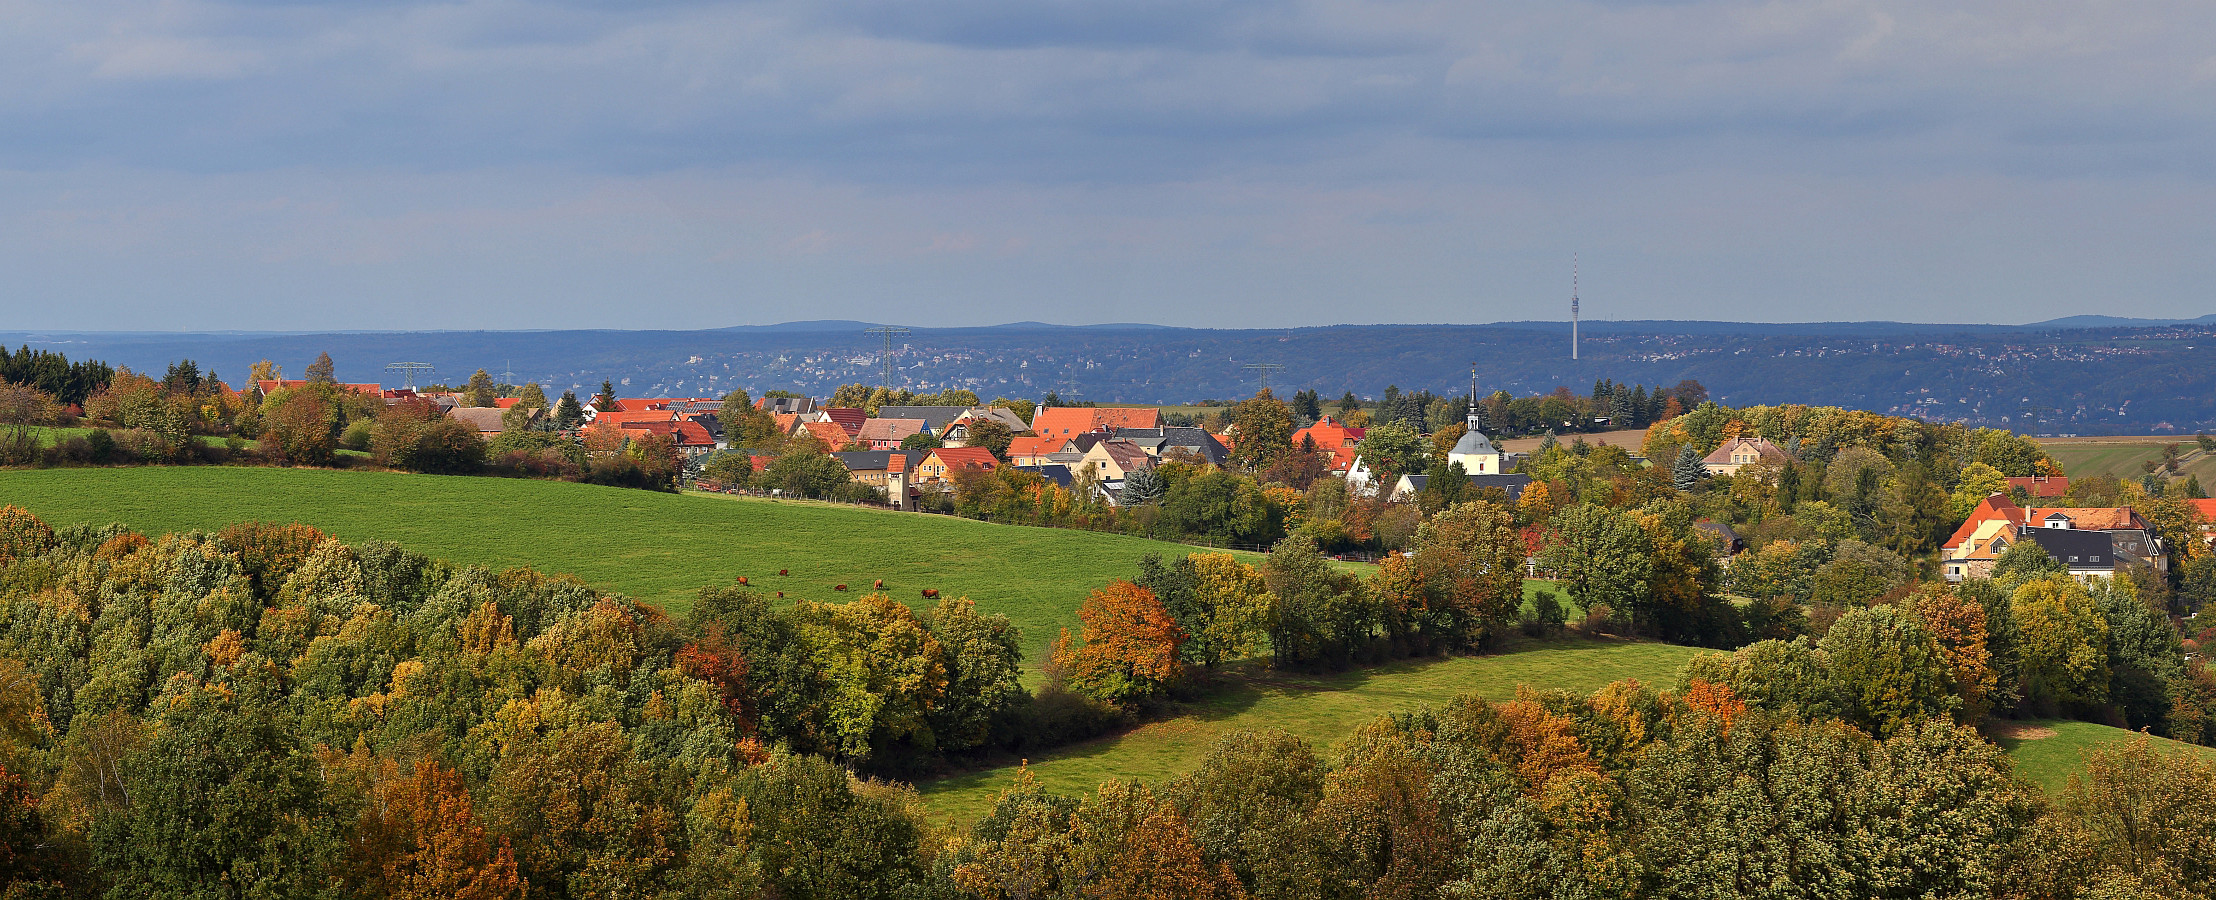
[1466,364,1482,432]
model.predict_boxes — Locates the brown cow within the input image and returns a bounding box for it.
[778,569,789,576]
[835,584,848,592]
[873,579,885,590]
[736,576,749,586]
[921,588,940,599]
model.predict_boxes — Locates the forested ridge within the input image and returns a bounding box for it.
[0,503,2211,898]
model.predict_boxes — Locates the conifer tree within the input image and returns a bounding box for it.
[595,380,617,409]
[1673,444,1706,492]
[554,391,584,429]
[305,352,337,385]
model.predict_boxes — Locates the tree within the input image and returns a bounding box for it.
[1183,553,1274,667]
[260,384,340,466]
[94,684,335,897]
[595,380,617,409]
[1539,505,1651,618]
[1671,445,1705,492]
[900,431,942,453]
[1902,586,1996,722]
[2012,575,2112,709]
[1402,499,1527,650]
[1229,389,1294,469]
[342,758,524,900]
[1353,421,1426,488]
[1121,467,1166,506]
[249,359,281,383]
[700,451,753,487]
[463,369,499,407]
[967,418,1016,461]
[306,351,337,384]
[922,596,1024,754]
[554,390,585,429]
[1053,580,1187,708]
[1818,605,1958,737]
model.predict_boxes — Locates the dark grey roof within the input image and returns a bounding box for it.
[2019,527,2116,570]
[1110,426,1227,463]
[1018,464,1075,487]
[832,451,897,471]
[1399,472,1530,500]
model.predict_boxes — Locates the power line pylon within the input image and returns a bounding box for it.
[864,326,912,390]
[384,362,436,391]
[1243,363,1286,395]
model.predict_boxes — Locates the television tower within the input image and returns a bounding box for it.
[1570,254,1580,362]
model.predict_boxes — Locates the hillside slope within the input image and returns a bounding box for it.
[0,467,1245,667]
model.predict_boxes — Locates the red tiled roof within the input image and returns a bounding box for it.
[858,418,926,444]
[819,408,866,435]
[929,446,1000,472]
[674,420,716,447]
[2024,507,2150,532]
[1005,436,1068,461]
[1029,407,1163,440]
[494,397,521,409]
[1946,494,2026,549]
[1701,436,1788,467]
[1292,417,1366,471]
[2006,475,2070,498]
[2191,499,2216,523]
[799,421,851,449]
[593,410,678,425]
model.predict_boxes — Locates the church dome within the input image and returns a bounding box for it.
[1450,427,1497,458]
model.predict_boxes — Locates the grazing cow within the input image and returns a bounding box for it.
[921,588,939,599]
[778,569,789,576]
[776,591,784,598]
[736,576,749,586]
[835,584,848,592]
[873,579,885,590]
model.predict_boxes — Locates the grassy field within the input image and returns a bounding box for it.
[0,466,1263,668]
[2038,438,2216,485]
[918,639,1701,821]
[15,426,239,450]
[1995,719,2216,796]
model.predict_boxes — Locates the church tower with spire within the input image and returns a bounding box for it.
[1448,364,1504,475]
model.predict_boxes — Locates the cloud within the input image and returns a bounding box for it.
[0,0,2213,328]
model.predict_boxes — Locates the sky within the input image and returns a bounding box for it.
[3,0,2213,331]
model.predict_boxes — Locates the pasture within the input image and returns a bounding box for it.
[918,639,1701,820]
[0,466,1255,668]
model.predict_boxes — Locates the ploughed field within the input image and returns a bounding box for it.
[0,466,1253,669]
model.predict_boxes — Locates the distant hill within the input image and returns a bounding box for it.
[2025,313,2216,329]
[6,317,2214,434]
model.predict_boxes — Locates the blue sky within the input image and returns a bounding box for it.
[4,0,2212,330]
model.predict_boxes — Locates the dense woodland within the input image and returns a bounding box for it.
[0,508,2212,897]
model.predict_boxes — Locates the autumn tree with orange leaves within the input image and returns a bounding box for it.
[1052,581,1187,708]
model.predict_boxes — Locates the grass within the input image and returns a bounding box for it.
[2039,439,2216,486]
[14,425,239,450]
[917,638,1701,821]
[0,466,1262,669]
[1994,719,2216,796]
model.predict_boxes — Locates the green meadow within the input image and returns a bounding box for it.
[1995,719,2216,796]
[2040,439,2216,485]
[0,466,1257,668]
[918,639,1702,821]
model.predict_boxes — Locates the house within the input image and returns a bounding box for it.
[874,405,970,436]
[1028,406,1163,442]
[2007,475,2070,499]
[1016,464,1076,488]
[447,407,509,436]
[671,420,718,457]
[857,418,928,451]
[1078,438,1154,481]
[590,409,680,428]
[1942,493,2167,581]
[1290,417,1366,473]
[1445,406,1506,475]
[1109,426,1228,465]
[796,421,854,451]
[1387,472,1531,502]
[810,408,867,439]
[1701,436,1790,477]
[1005,436,1075,467]
[756,396,815,416]
[941,407,1034,446]
[915,446,1000,484]
[2195,499,2216,547]
[1693,521,1744,557]
[831,451,914,508]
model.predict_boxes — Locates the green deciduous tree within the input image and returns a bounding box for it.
[1818,604,1959,737]
[1540,504,1651,619]
[1230,389,1294,470]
